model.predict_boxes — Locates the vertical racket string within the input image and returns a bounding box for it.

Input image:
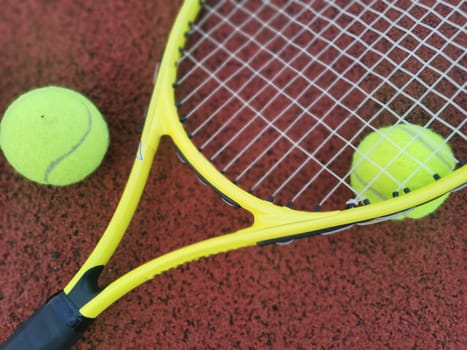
[185,1,312,142]
[179,1,351,165]
[323,1,465,146]
[345,1,466,167]
[389,1,467,123]
[209,2,347,166]
[281,0,464,206]
[345,2,466,203]
[376,1,467,119]
[187,1,376,204]
[314,0,467,205]
[324,0,442,126]
[260,1,403,202]
[270,0,430,204]
[406,1,466,66]
[184,1,377,163]
[176,1,269,98]
[176,0,466,211]
[326,0,467,134]
[242,1,394,204]
[182,0,428,206]
[338,3,464,139]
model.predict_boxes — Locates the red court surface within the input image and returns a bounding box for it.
[0,1,465,349]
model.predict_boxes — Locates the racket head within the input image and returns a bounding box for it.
[146,0,466,234]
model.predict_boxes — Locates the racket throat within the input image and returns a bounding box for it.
[66,265,104,310]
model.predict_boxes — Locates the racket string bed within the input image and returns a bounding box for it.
[175,0,466,212]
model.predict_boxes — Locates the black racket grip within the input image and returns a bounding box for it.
[1,292,92,350]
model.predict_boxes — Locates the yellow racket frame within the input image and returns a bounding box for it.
[64,0,467,318]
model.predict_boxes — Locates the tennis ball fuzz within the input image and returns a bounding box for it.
[0,86,109,186]
[350,124,456,219]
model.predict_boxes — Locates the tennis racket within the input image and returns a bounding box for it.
[2,0,466,349]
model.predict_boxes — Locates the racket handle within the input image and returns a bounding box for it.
[0,292,92,350]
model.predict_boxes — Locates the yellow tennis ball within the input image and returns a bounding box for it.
[350,124,456,219]
[0,86,109,186]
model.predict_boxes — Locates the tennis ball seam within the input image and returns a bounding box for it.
[44,99,93,183]
[351,171,388,201]
[0,86,109,186]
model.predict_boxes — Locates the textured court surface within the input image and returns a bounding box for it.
[0,1,465,349]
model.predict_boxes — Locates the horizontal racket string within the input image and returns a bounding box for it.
[246,0,465,205]
[185,1,360,199]
[302,0,467,203]
[175,0,466,211]
[177,0,370,204]
[178,0,464,208]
